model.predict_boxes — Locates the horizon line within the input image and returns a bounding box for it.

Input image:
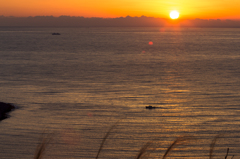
[1,15,240,21]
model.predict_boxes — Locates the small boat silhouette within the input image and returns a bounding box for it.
[146,105,156,109]
[52,33,61,35]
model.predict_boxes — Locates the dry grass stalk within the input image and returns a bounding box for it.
[34,132,54,159]
[135,140,153,159]
[95,119,122,159]
[225,148,229,159]
[225,148,235,159]
[162,135,194,159]
[209,134,222,159]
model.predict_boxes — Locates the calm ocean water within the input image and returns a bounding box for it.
[0,27,240,159]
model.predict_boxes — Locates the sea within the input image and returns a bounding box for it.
[0,27,240,159]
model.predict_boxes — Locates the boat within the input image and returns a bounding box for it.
[146,105,156,109]
[52,33,61,35]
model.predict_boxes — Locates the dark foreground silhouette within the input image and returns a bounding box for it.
[0,102,16,121]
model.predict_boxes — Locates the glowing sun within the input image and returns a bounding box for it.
[170,11,179,19]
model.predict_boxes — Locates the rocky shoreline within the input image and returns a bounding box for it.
[0,102,16,121]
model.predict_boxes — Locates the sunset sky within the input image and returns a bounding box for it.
[1,0,240,20]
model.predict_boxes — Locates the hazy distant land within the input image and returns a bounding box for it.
[0,15,240,27]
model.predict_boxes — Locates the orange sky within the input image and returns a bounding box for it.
[1,0,240,20]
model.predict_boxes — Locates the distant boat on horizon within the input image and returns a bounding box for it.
[146,105,156,109]
[52,33,61,35]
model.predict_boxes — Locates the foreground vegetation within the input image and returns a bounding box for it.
[34,122,235,159]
